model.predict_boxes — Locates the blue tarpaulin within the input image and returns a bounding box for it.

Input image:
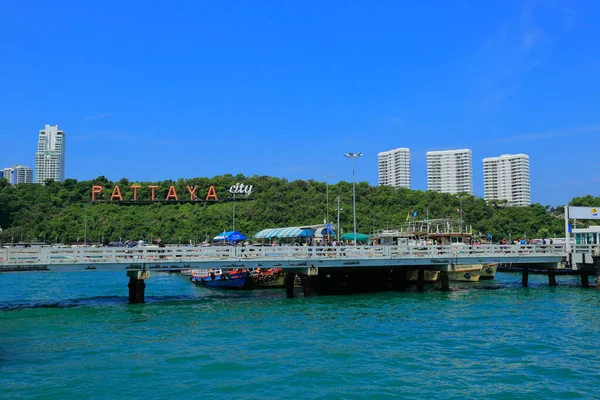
[213,231,247,242]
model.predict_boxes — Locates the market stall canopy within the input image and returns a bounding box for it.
[340,232,370,242]
[213,231,247,242]
[254,227,314,239]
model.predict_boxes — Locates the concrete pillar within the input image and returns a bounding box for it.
[548,268,557,287]
[581,272,590,288]
[593,249,600,289]
[301,275,316,297]
[417,269,425,291]
[285,272,295,298]
[522,267,529,288]
[440,271,450,292]
[391,269,406,292]
[127,270,150,304]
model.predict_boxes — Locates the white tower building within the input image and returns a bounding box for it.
[483,154,531,207]
[426,149,473,194]
[378,148,411,189]
[35,125,66,183]
[2,165,33,184]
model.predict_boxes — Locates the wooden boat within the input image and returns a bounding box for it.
[250,268,285,288]
[190,269,251,289]
[446,264,481,282]
[406,270,439,283]
[479,263,498,280]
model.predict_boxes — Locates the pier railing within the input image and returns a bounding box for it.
[0,243,575,267]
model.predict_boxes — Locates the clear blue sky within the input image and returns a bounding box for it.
[1,0,598,206]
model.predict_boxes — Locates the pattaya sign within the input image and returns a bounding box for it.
[91,183,254,202]
[227,182,253,196]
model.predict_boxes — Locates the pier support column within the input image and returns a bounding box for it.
[581,272,590,288]
[417,269,425,291]
[301,275,317,297]
[547,269,557,287]
[593,249,600,290]
[127,270,150,304]
[391,269,406,292]
[522,267,529,288]
[440,271,450,292]
[285,272,295,298]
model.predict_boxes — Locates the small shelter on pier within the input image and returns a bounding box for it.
[340,232,369,243]
[213,231,247,243]
[253,224,336,244]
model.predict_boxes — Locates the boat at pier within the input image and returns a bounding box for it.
[250,268,285,288]
[479,263,498,280]
[190,269,252,289]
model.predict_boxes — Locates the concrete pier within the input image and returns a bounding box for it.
[581,272,590,288]
[547,269,557,287]
[593,248,600,290]
[417,269,425,291]
[391,269,406,291]
[439,271,450,291]
[522,267,529,288]
[285,272,295,298]
[127,270,150,304]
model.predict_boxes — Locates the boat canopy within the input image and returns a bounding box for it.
[254,227,314,239]
[213,231,247,242]
[340,232,370,242]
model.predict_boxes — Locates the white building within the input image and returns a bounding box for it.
[378,148,411,189]
[427,149,473,194]
[2,165,33,184]
[483,154,530,207]
[35,125,66,184]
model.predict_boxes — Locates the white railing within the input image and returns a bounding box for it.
[0,243,574,267]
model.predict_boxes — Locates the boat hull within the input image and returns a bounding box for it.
[191,272,251,289]
[252,272,285,288]
[448,264,481,282]
[406,270,439,283]
[479,263,498,280]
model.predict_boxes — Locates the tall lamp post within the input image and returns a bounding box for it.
[336,196,342,242]
[456,194,465,234]
[325,174,334,224]
[344,152,362,246]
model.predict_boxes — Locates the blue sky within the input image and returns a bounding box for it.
[1,0,598,206]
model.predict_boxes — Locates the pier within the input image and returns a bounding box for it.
[1,243,598,302]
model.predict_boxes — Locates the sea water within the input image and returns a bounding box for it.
[1,271,600,399]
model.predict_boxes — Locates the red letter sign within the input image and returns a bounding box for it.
[111,186,123,201]
[186,186,198,201]
[131,185,141,200]
[92,185,103,201]
[148,186,158,201]
[205,186,218,201]
[166,186,178,201]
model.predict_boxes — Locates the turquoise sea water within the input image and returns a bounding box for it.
[1,271,600,399]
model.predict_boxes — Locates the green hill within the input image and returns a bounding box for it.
[0,175,590,245]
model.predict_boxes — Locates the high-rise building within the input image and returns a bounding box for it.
[2,165,33,185]
[427,149,473,194]
[378,148,411,189]
[35,125,66,183]
[483,154,531,207]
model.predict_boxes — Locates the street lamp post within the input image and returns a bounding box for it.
[325,174,334,224]
[336,196,342,242]
[456,195,465,234]
[344,152,362,246]
[232,193,236,232]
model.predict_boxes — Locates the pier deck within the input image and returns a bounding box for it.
[0,244,573,273]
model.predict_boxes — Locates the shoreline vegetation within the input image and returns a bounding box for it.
[0,175,597,246]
